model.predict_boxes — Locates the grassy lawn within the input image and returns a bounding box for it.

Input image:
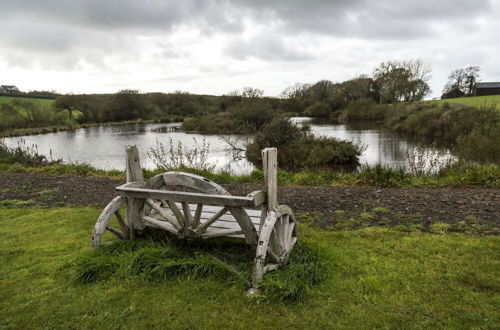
[0,206,498,329]
[0,95,54,106]
[428,95,500,109]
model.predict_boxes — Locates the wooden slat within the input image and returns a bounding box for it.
[196,207,229,234]
[202,228,244,239]
[142,216,178,235]
[188,204,261,218]
[197,211,260,225]
[116,183,261,207]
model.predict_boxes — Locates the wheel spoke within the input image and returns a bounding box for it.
[270,227,282,256]
[181,202,193,226]
[115,210,128,235]
[192,203,203,228]
[167,200,185,227]
[106,225,127,239]
[145,198,181,229]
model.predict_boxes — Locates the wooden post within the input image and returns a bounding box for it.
[262,148,278,210]
[125,145,145,238]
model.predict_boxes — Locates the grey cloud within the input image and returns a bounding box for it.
[0,0,496,74]
[225,35,313,61]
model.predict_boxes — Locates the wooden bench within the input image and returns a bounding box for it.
[91,146,297,289]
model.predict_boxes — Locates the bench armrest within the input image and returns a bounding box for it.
[116,182,265,208]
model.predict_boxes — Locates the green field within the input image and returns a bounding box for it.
[0,95,54,106]
[429,95,500,109]
[0,206,498,329]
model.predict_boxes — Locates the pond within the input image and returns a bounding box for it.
[2,118,454,174]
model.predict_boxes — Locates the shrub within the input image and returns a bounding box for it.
[246,118,362,171]
[304,102,330,117]
[456,122,500,165]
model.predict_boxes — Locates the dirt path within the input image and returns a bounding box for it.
[0,172,498,232]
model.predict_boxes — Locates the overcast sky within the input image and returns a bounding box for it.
[1,0,499,98]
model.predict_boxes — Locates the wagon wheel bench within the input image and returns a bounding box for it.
[91,146,297,289]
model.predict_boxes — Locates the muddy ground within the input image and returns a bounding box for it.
[0,172,498,233]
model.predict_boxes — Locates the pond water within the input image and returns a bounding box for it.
[2,118,454,174]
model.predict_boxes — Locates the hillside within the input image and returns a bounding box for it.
[429,95,500,109]
[0,95,54,106]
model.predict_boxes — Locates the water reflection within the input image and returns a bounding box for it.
[3,119,455,174]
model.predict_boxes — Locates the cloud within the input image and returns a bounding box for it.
[225,34,314,61]
[0,0,498,96]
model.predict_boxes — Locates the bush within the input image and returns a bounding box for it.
[246,118,362,171]
[304,102,330,117]
[456,122,500,165]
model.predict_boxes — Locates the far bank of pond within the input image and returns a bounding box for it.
[2,118,455,174]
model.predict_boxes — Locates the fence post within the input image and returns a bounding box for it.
[125,145,145,238]
[262,148,278,210]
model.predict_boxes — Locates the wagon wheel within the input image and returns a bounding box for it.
[91,196,128,249]
[252,205,297,287]
[141,172,233,239]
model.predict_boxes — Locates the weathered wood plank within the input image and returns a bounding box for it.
[125,145,144,184]
[201,228,244,239]
[125,145,145,237]
[142,216,178,235]
[187,204,261,218]
[262,148,278,209]
[116,184,261,208]
[228,207,259,245]
[246,191,266,207]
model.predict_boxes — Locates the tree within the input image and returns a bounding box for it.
[443,66,480,96]
[341,75,376,102]
[54,94,76,121]
[373,59,431,103]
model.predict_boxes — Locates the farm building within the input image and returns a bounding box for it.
[0,85,20,94]
[441,87,465,99]
[475,82,500,96]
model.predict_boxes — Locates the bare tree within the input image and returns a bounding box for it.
[443,66,480,96]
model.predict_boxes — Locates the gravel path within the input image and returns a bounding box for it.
[1,172,498,231]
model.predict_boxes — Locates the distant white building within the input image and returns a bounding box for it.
[0,85,20,94]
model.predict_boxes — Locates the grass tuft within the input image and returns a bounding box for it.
[69,252,119,283]
[260,244,328,301]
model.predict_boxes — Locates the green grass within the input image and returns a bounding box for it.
[0,206,498,328]
[0,95,54,106]
[429,95,500,110]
